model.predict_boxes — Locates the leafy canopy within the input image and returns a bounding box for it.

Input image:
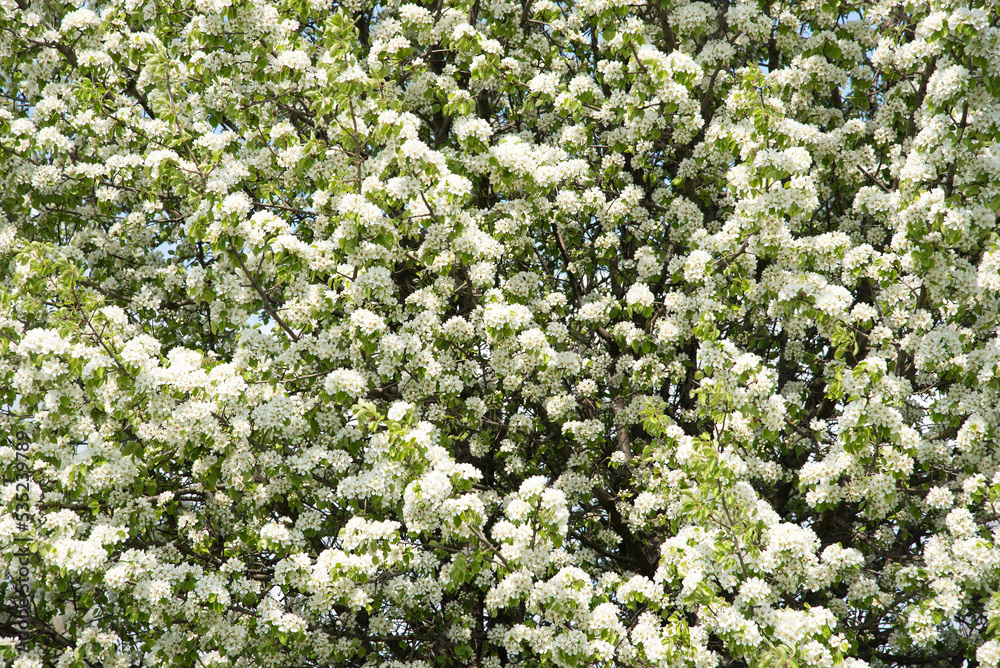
[2,0,1000,666]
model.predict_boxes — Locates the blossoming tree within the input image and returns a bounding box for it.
[2,0,1000,665]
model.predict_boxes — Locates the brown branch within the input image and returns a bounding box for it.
[227,237,300,341]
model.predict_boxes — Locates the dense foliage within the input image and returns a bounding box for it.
[2,0,1000,665]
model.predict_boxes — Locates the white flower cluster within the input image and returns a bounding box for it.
[490,477,569,574]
